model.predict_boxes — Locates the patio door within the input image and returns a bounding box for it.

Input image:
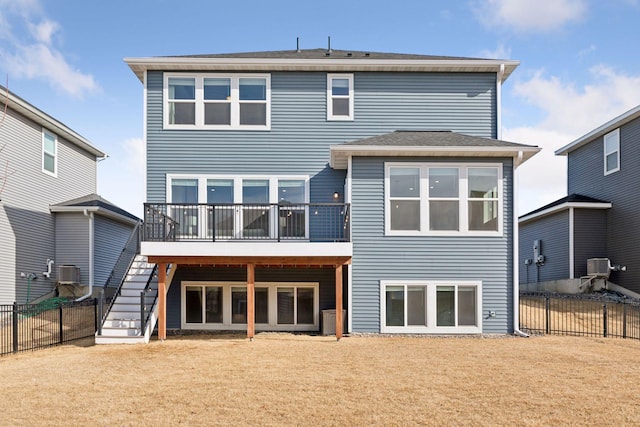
[241,179,273,238]
[207,179,235,239]
[171,179,199,238]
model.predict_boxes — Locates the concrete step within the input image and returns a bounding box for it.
[99,327,143,337]
[95,335,147,345]
[103,318,141,328]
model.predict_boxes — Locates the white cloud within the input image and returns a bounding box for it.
[509,66,640,214]
[0,0,99,98]
[121,137,146,176]
[513,66,640,136]
[477,43,512,60]
[28,19,59,45]
[474,0,587,33]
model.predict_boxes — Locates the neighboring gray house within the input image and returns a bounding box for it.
[124,48,539,339]
[0,85,138,304]
[519,105,640,293]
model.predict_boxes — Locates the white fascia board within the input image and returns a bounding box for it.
[329,145,540,169]
[0,89,105,158]
[124,57,519,83]
[49,205,140,226]
[556,105,640,156]
[518,202,612,224]
[141,241,352,258]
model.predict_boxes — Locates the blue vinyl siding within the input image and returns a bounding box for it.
[567,117,640,291]
[350,156,513,334]
[519,211,569,284]
[146,71,496,204]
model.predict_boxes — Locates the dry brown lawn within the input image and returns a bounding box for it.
[1,334,639,426]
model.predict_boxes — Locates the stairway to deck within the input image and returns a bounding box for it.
[95,255,158,344]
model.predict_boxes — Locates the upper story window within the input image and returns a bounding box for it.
[42,129,57,177]
[604,128,620,175]
[385,163,502,236]
[327,74,354,121]
[164,73,270,130]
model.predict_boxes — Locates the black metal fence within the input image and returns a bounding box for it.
[519,292,640,340]
[0,298,97,356]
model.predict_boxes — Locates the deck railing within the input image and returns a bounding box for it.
[143,203,350,242]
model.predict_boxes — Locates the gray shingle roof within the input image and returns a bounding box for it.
[52,194,140,222]
[329,131,540,169]
[169,49,485,61]
[341,130,534,148]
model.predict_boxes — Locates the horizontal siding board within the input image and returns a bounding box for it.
[573,209,607,278]
[146,70,496,204]
[519,211,569,284]
[568,116,640,291]
[54,213,90,286]
[94,216,136,288]
[0,107,97,304]
[350,156,513,334]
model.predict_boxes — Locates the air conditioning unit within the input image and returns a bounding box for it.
[58,265,81,284]
[587,258,610,279]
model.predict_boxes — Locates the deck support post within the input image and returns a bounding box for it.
[336,264,343,340]
[158,263,167,341]
[247,263,255,341]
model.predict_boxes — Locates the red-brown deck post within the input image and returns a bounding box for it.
[158,262,167,341]
[247,263,255,340]
[335,264,343,340]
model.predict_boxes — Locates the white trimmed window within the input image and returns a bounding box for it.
[386,163,503,236]
[381,280,482,334]
[164,73,270,130]
[167,174,309,239]
[42,129,57,176]
[604,128,620,175]
[182,281,319,331]
[327,74,354,121]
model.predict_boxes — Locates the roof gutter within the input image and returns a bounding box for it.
[0,87,105,158]
[124,57,519,83]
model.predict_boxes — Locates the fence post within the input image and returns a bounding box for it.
[59,303,64,344]
[623,303,627,339]
[603,304,608,338]
[94,298,99,335]
[12,302,18,353]
[140,291,146,335]
[545,295,550,335]
[98,291,104,335]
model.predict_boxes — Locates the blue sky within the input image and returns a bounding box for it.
[1,0,639,217]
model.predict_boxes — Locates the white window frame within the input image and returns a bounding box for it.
[384,162,503,236]
[42,129,57,177]
[163,73,271,130]
[181,281,319,331]
[380,280,482,334]
[327,74,354,121]
[167,174,310,240]
[604,128,620,175]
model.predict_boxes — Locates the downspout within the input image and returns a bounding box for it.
[496,64,505,139]
[76,209,94,301]
[346,155,353,334]
[513,151,529,337]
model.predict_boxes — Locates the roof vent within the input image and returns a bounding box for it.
[327,36,332,54]
[364,52,370,57]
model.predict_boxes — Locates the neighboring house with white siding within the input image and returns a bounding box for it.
[125,47,539,339]
[519,105,640,294]
[0,85,139,304]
